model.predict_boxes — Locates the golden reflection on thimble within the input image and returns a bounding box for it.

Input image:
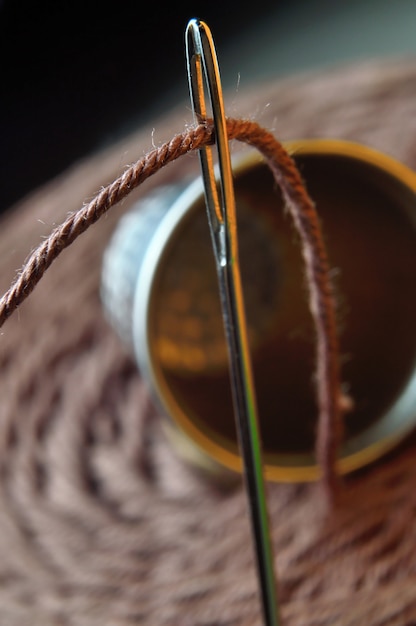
[155,198,280,374]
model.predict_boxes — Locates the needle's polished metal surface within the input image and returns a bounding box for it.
[185,18,280,626]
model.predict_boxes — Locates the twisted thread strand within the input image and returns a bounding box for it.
[0,118,342,494]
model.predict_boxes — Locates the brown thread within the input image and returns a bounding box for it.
[0,117,342,495]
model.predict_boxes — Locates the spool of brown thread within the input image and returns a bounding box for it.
[2,58,416,625]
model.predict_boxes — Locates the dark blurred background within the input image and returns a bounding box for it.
[0,0,277,214]
[2,0,416,214]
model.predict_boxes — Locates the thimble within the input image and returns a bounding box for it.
[101,141,416,482]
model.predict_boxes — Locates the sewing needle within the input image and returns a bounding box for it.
[185,18,281,626]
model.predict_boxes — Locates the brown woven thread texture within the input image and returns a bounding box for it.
[1,57,416,625]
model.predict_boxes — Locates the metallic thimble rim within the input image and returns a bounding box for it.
[130,140,416,482]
